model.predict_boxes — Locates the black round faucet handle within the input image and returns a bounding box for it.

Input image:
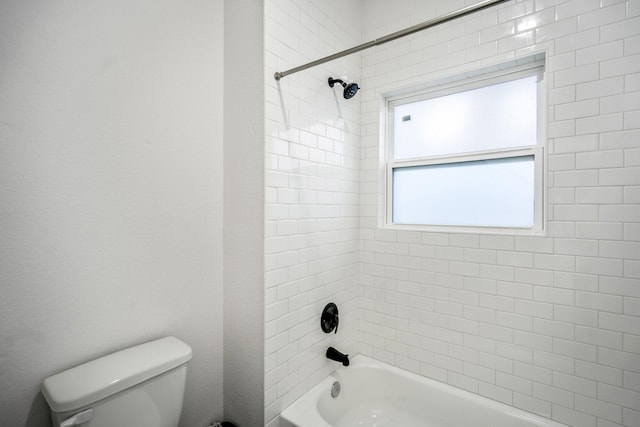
[321,302,339,333]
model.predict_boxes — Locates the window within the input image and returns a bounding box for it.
[385,61,545,234]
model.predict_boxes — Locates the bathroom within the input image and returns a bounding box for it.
[1,0,638,426]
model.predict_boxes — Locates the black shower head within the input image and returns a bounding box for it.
[328,77,360,99]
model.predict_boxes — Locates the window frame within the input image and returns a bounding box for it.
[384,61,546,235]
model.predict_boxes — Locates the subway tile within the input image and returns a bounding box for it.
[480,21,516,43]
[576,40,624,66]
[552,134,598,154]
[479,234,514,250]
[515,299,554,319]
[556,98,600,121]
[598,383,640,410]
[624,333,640,354]
[554,370,597,397]
[533,382,573,408]
[575,394,622,424]
[576,360,623,387]
[546,221,576,238]
[576,291,624,313]
[600,276,640,298]
[515,267,554,286]
[497,311,532,331]
[626,73,640,92]
[514,330,553,353]
[497,370,533,394]
[497,281,533,299]
[498,31,535,53]
[600,166,640,186]
[624,223,640,241]
[600,204,640,222]
[598,347,640,372]
[600,240,640,260]
[576,113,624,135]
[548,119,577,138]
[599,312,640,335]
[575,186,624,204]
[577,150,624,169]
[553,405,597,427]
[479,382,513,405]
[547,52,576,73]
[624,260,640,279]
[601,53,640,78]
[601,92,640,115]
[575,222,623,240]
[624,408,640,427]
[498,0,535,22]
[576,256,624,276]
[554,170,599,187]
[554,239,599,257]
[555,63,599,87]
[601,129,640,150]
[626,148,640,167]
[577,3,626,31]
[555,305,598,326]
[536,17,578,43]
[625,371,640,393]
[515,236,554,253]
[553,337,597,362]
[533,318,574,340]
[480,264,514,282]
[513,392,552,418]
[555,0,599,21]
[548,187,576,204]
[576,76,624,100]
[549,85,576,105]
[534,284,575,304]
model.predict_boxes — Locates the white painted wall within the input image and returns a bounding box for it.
[0,1,224,426]
[360,1,640,427]
[223,0,265,426]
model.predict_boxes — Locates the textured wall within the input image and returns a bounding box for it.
[359,1,640,427]
[0,1,224,426]
[223,0,265,426]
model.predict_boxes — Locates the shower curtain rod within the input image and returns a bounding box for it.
[273,0,511,81]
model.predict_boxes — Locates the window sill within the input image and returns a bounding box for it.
[383,222,546,236]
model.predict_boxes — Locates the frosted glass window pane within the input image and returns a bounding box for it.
[393,156,535,227]
[394,76,538,160]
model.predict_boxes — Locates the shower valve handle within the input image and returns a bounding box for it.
[321,303,339,334]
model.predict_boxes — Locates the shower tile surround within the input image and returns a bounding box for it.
[265,1,640,427]
[264,0,362,424]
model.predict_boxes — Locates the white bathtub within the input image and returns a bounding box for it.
[280,355,568,427]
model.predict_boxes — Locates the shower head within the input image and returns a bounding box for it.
[328,77,360,99]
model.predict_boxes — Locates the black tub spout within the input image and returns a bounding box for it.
[326,347,349,366]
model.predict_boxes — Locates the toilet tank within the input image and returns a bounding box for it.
[41,336,192,427]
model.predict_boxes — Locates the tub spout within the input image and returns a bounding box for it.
[326,347,349,366]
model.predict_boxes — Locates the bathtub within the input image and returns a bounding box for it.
[280,355,568,427]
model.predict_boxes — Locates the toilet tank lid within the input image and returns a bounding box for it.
[41,336,192,412]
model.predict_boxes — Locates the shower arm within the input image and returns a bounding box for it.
[273,0,510,81]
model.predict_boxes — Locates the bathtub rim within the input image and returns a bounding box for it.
[279,354,570,427]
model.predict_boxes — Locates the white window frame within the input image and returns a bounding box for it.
[384,60,546,235]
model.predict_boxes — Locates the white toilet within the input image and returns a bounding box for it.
[41,336,192,427]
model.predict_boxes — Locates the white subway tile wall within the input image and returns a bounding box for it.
[266,0,640,426]
[264,0,362,425]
